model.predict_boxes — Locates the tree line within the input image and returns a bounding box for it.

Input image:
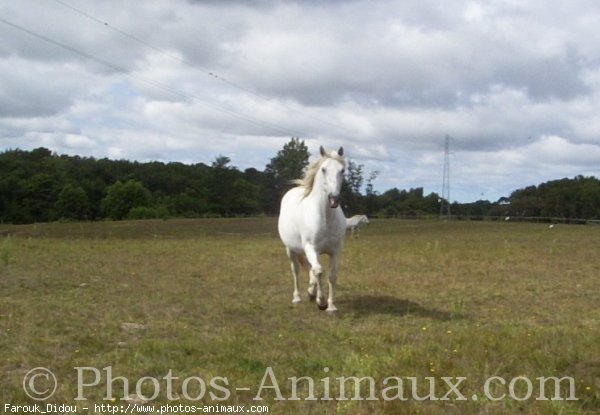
[1,139,599,224]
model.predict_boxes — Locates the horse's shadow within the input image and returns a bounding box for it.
[342,294,456,321]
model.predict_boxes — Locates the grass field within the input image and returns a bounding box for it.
[0,218,599,414]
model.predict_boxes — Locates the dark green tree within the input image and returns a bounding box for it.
[101,180,152,220]
[265,137,310,182]
[22,173,61,223]
[167,192,209,217]
[341,160,364,214]
[207,155,238,215]
[264,137,310,212]
[231,178,261,215]
[211,155,233,170]
[54,184,89,220]
[579,177,600,218]
[508,185,541,217]
[5,147,600,223]
[364,170,380,216]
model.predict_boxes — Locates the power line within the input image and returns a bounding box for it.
[50,0,352,136]
[0,16,297,137]
[51,0,229,84]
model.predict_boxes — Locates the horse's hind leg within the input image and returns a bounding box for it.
[287,249,302,304]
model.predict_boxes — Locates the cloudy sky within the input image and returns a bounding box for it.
[2,0,600,202]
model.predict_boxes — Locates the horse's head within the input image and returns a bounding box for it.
[318,146,345,208]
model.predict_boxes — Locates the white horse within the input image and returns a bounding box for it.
[278,146,347,312]
[346,214,369,238]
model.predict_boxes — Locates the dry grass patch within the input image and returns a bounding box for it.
[0,218,598,414]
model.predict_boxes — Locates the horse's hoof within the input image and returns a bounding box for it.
[317,303,328,311]
[292,298,302,304]
[326,306,338,314]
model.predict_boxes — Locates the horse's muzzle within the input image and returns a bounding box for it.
[328,194,340,208]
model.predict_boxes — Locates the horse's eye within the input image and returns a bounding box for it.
[341,169,345,174]
[321,167,326,174]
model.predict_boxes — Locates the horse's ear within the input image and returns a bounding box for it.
[338,146,344,156]
[320,146,326,157]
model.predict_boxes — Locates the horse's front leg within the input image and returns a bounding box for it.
[326,249,341,313]
[303,243,327,310]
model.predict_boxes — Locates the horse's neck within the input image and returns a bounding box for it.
[307,189,327,216]
[307,178,335,221]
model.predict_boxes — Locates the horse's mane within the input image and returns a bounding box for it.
[293,151,346,198]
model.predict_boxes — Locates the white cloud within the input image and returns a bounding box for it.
[2,0,600,201]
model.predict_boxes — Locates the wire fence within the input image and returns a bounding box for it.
[366,214,600,225]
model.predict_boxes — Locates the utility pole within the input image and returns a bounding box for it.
[440,135,451,219]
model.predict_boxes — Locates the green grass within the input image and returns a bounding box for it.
[0,218,599,414]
